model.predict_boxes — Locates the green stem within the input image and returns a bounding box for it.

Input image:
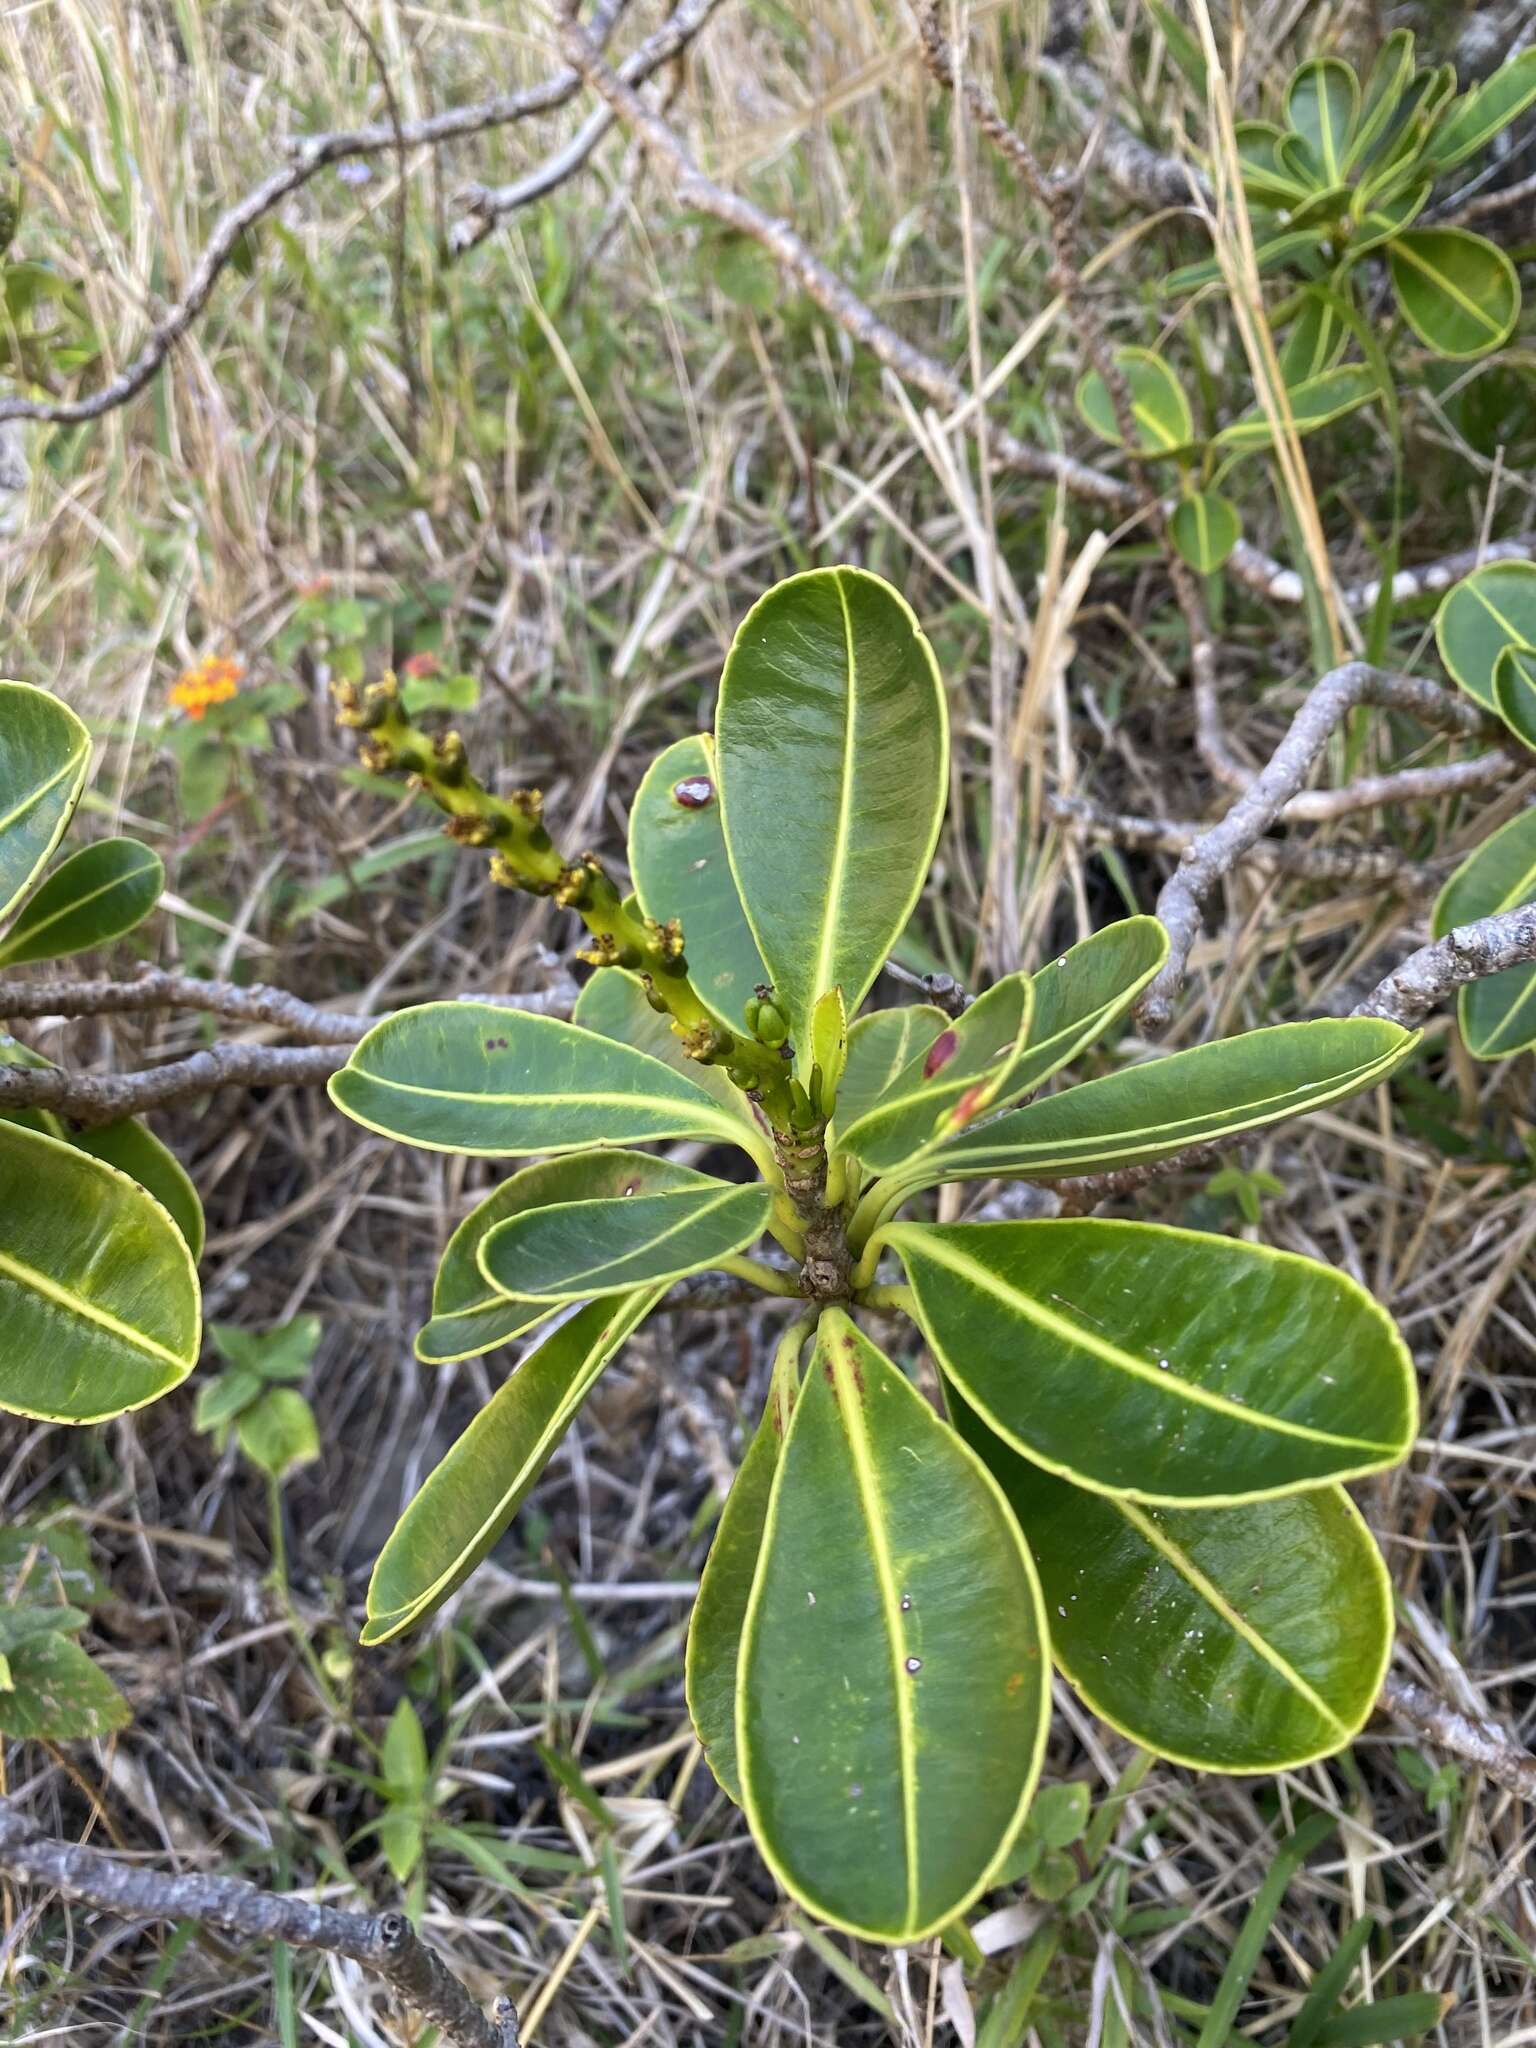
[716,1253,802,1297]
[857,1283,915,1315]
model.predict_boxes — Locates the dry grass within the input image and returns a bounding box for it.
[2,1,1535,2042]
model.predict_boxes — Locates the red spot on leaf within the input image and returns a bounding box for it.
[923,1029,959,1079]
[950,1083,988,1127]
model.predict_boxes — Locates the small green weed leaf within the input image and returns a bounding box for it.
[0,681,90,925]
[362,1291,661,1645]
[210,1316,320,1381]
[1028,1781,1090,1850]
[1433,807,1536,1058]
[478,1173,773,1301]
[1388,228,1518,358]
[972,1428,1392,1768]
[1436,559,1536,711]
[400,668,479,716]
[1344,30,1416,170]
[417,1150,694,1364]
[0,837,162,966]
[922,1017,1416,1186]
[194,1366,265,1437]
[382,1696,430,1796]
[0,1119,200,1423]
[1494,645,1536,750]
[716,567,948,1048]
[236,1388,320,1480]
[834,1005,948,1132]
[737,1312,1048,1941]
[1074,346,1193,453]
[1426,50,1536,172]
[707,230,779,312]
[70,1119,204,1259]
[375,1802,425,1886]
[1171,491,1242,573]
[1286,60,1360,184]
[838,973,1033,1172]
[0,1630,130,1740]
[629,733,767,1034]
[572,969,761,1136]
[330,1001,752,1158]
[1216,364,1379,452]
[889,1219,1416,1501]
[687,1330,801,1803]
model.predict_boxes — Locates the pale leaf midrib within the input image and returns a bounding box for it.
[498,1185,760,1293]
[0,1244,187,1371]
[806,570,860,1014]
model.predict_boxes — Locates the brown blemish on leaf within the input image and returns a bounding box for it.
[923,1028,959,1079]
[948,1082,989,1129]
[672,776,714,808]
[1005,1671,1025,1696]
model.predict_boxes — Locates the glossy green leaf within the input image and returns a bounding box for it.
[1433,806,1536,1058]
[571,967,761,1137]
[0,1630,130,1740]
[1360,62,1455,178]
[737,1312,1048,1941]
[629,733,767,1034]
[968,1426,1393,1769]
[1349,177,1432,256]
[479,1172,773,1301]
[715,567,947,1050]
[1215,364,1379,452]
[1494,644,1536,750]
[0,837,162,966]
[833,1005,948,1133]
[809,985,847,1112]
[236,1387,320,1480]
[1388,228,1518,358]
[70,1119,204,1260]
[0,1118,200,1423]
[920,1017,1416,1187]
[0,681,90,924]
[1426,50,1536,172]
[889,1219,1416,1502]
[1165,227,1328,297]
[1435,559,1536,711]
[417,1151,700,1364]
[1074,346,1193,454]
[1286,60,1359,184]
[362,1291,661,1645]
[686,1323,802,1803]
[1008,918,1170,1101]
[330,1000,754,1159]
[1171,491,1241,573]
[838,973,1032,1172]
[1343,31,1416,171]
[1278,290,1349,384]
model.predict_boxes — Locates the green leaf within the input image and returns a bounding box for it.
[1006,918,1171,1102]
[1435,559,1536,712]
[0,1118,200,1424]
[0,1603,89,1653]
[0,837,162,965]
[478,1171,773,1301]
[1426,50,1536,172]
[888,1219,1416,1502]
[809,985,848,1113]
[918,1017,1416,1187]
[571,967,761,1136]
[0,681,90,924]
[833,1005,949,1133]
[417,1151,698,1364]
[70,1118,204,1260]
[361,1291,661,1645]
[1278,290,1349,383]
[737,1312,1048,1942]
[1233,122,1313,207]
[1433,807,1536,1059]
[1074,346,1193,453]
[1215,364,1379,452]
[1388,228,1518,359]
[715,567,949,1049]
[210,1316,320,1381]
[375,1802,425,1886]
[686,1325,803,1803]
[628,733,768,1035]
[1348,178,1430,254]
[1286,59,1360,184]
[0,1630,130,1740]
[1165,226,1330,297]
[970,1425,1392,1767]
[194,1367,265,1434]
[1494,644,1536,750]
[400,668,479,716]
[1171,491,1242,573]
[381,1695,430,1796]
[1028,1781,1090,1849]
[837,972,1033,1172]
[1343,31,1416,171]
[330,1001,754,1159]
[1309,1995,1449,2046]
[236,1387,320,1480]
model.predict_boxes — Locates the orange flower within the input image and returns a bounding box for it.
[169,653,244,721]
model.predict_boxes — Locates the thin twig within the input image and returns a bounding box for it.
[1378,1675,1536,1799]
[1048,794,1434,883]
[1136,664,1489,1031]
[0,1044,347,1126]
[1354,901,1536,1029]
[0,1797,518,2048]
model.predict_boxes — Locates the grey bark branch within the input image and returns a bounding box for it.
[0,1797,518,2048]
[1378,1675,1536,1799]
[1136,664,1490,1032]
[1048,794,1434,884]
[1354,902,1536,1028]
